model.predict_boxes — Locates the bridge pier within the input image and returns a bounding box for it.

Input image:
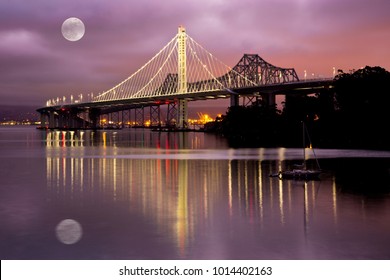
[121,110,130,128]
[58,112,65,128]
[49,108,88,129]
[39,113,48,128]
[177,99,188,129]
[150,105,161,127]
[262,93,276,107]
[111,112,119,127]
[230,92,276,108]
[89,109,100,129]
[69,109,80,129]
[135,107,145,126]
[230,94,239,107]
[167,102,178,127]
[48,111,57,129]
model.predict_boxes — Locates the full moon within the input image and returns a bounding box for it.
[61,17,85,41]
[55,219,83,244]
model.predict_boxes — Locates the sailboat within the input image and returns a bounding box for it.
[277,121,321,180]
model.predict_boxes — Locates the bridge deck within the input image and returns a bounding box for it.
[37,79,333,114]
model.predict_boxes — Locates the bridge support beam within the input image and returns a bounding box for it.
[39,113,47,128]
[89,109,100,129]
[167,102,178,127]
[243,96,260,107]
[57,112,65,128]
[69,109,79,129]
[262,93,276,107]
[150,105,161,127]
[121,110,130,128]
[111,112,119,127]
[135,107,145,127]
[230,94,239,107]
[48,111,57,129]
[177,99,188,129]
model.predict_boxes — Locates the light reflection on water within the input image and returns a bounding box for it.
[1,127,390,259]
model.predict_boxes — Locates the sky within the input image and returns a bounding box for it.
[1,0,390,107]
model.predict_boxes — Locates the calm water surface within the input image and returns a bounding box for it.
[1,126,390,259]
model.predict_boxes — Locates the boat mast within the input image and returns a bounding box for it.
[303,121,322,171]
[302,121,306,170]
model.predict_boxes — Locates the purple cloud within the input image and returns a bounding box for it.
[0,0,389,106]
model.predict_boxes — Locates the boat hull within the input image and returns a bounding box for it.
[280,169,321,180]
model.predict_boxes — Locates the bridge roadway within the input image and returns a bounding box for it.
[37,78,333,116]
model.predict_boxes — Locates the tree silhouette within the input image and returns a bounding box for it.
[334,66,390,148]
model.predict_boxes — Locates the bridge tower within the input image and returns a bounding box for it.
[177,26,188,129]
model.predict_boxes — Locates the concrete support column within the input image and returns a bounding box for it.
[58,113,64,128]
[89,109,99,129]
[268,93,276,107]
[81,111,87,129]
[40,113,47,128]
[262,93,276,107]
[230,94,239,107]
[177,99,188,129]
[49,111,56,129]
[69,109,78,129]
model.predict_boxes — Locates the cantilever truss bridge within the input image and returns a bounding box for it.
[37,27,332,129]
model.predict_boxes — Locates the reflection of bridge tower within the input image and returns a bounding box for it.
[176,159,189,256]
[177,26,188,129]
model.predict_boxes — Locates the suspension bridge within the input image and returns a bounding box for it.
[37,26,333,130]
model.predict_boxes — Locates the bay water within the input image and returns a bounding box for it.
[1,126,390,259]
